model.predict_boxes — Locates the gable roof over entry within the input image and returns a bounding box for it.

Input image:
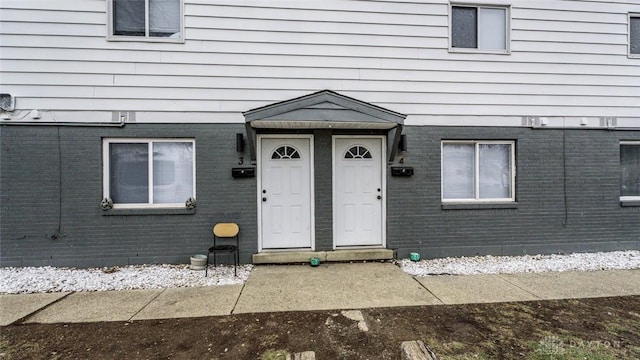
[243,90,407,162]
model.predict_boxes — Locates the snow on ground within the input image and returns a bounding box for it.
[0,264,253,294]
[399,250,640,276]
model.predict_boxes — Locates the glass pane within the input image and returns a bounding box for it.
[631,17,640,54]
[345,146,372,159]
[153,142,193,203]
[621,145,640,197]
[150,0,181,38]
[110,143,149,203]
[479,8,506,50]
[452,6,477,48]
[479,144,511,199]
[271,146,300,159]
[443,144,475,199]
[113,0,145,36]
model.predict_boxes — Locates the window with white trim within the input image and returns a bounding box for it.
[450,4,509,52]
[108,0,183,42]
[103,139,195,208]
[630,14,640,57]
[442,141,515,202]
[620,141,640,200]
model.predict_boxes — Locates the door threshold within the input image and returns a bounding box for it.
[252,248,393,264]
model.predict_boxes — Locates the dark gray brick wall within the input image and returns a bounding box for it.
[313,129,334,251]
[1,124,638,267]
[387,126,640,259]
[1,124,257,267]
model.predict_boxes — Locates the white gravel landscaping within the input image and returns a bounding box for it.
[0,264,253,294]
[2,251,639,294]
[399,250,640,276]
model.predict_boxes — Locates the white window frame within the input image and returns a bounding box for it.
[106,0,185,43]
[629,13,640,58]
[441,140,516,203]
[620,141,640,201]
[103,138,196,209]
[449,2,511,54]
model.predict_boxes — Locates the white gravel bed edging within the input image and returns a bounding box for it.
[0,264,253,294]
[399,250,640,276]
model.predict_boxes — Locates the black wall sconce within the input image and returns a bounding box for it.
[398,134,407,152]
[236,133,245,153]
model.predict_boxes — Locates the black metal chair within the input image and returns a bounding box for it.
[206,223,239,277]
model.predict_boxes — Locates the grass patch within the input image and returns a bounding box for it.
[260,349,290,360]
[0,338,52,360]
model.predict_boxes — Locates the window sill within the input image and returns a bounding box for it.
[620,200,640,207]
[101,208,195,216]
[448,48,511,55]
[442,202,518,210]
[107,36,184,43]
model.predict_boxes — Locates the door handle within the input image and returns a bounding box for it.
[262,197,267,202]
[377,195,382,200]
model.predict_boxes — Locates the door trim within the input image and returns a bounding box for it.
[332,135,386,250]
[257,134,315,252]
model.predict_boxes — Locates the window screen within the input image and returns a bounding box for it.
[452,6,477,48]
[631,16,640,55]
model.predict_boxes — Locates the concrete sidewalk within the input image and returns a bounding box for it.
[1,263,639,326]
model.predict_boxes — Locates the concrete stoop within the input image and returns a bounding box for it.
[252,248,394,264]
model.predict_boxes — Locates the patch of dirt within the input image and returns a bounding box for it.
[1,296,639,359]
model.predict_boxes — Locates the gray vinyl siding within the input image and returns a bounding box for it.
[1,0,639,121]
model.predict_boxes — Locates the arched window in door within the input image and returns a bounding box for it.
[344,145,372,159]
[271,145,301,159]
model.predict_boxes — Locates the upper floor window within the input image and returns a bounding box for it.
[630,14,640,57]
[108,0,183,42]
[620,141,640,201]
[442,141,515,202]
[450,4,510,53]
[103,139,195,208]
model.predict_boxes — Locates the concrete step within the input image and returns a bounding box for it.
[252,249,394,264]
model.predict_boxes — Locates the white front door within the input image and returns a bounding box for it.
[333,137,385,247]
[259,136,313,250]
